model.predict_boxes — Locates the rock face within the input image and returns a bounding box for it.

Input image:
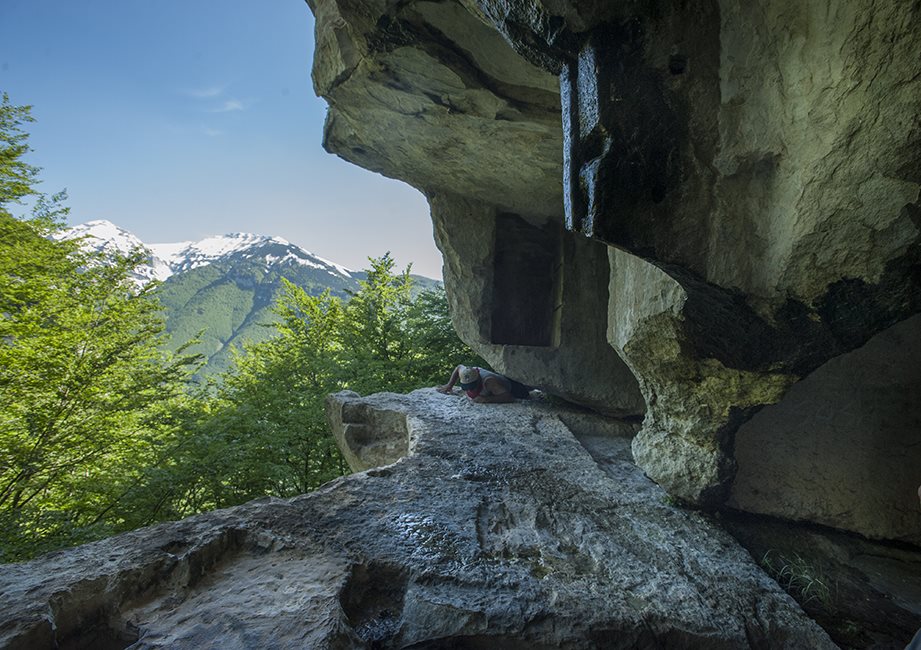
[0,391,835,648]
[2,3,916,645]
[431,194,646,416]
[729,314,921,546]
[723,512,921,650]
[307,0,646,417]
[307,0,921,527]
[309,0,562,217]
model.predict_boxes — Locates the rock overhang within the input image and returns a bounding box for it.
[310,0,564,217]
[306,0,921,526]
[2,4,919,647]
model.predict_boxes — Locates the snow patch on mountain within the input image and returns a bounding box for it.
[311,254,353,279]
[58,219,172,284]
[145,240,193,264]
[150,234,290,272]
[64,219,144,253]
[264,252,324,271]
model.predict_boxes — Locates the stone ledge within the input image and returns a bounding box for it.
[0,389,834,648]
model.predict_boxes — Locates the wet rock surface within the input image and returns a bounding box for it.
[0,390,834,649]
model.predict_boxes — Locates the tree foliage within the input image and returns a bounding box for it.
[0,94,482,561]
[133,254,482,516]
[0,92,39,211]
[0,96,200,559]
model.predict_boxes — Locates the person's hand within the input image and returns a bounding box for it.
[436,385,452,394]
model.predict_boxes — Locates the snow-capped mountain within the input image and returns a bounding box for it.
[61,220,439,378]
[62,220,355,284]
[149,233,353,278]
[60,219,172,285]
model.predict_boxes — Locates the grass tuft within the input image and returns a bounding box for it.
[760,549,832,607]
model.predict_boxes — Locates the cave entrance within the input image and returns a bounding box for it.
[490,213,561,347]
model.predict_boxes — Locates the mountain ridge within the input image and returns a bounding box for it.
[63,219,359,285]
[64,220,440,377]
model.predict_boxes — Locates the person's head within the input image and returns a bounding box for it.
[459,365,481,390]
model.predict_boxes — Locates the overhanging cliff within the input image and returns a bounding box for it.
[307,0,921,542]
[1,3,918,647]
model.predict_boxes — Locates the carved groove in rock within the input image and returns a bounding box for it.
[341,561,410,647]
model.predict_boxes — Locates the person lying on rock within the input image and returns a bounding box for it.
[436,365,530,403]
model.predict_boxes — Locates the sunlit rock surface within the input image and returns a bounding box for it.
[0,391,834,649]
[307,0,921,519]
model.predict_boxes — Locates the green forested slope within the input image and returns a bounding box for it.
[154,256,359,377]
[1,93,473,561]
[154,252,441,378]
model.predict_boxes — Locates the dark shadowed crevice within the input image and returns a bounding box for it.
[340,561,410,647]
[721,511,921,649]
[490,213,561,346]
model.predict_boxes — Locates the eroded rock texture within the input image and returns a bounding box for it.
[0,391,836,648]
[307,0,921,519]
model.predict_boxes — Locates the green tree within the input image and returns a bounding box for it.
[338,253,480,393]
[0,214,200,559]
[0,93,483,559]
[404,286,477,383]
[127,283,347,514]
[141,256,482,513]
[339,254,414,393]
[0,95,198,560]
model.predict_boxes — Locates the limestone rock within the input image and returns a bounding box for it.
[325,390,416,471]
[306,0,921,516]
[554,0,921,505]
[730,314,921,546]
[0,390,834,648]
[308,0,563,218]
[607,248,797,505]
[431,193,646,416]
[308,0,646,413]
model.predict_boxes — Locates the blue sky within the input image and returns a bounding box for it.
[0,0,441,278]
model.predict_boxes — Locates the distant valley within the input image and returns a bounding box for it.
[65,220,440,376]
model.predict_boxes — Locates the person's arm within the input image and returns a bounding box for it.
[472,378,515,403]
[436,365,461,393]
